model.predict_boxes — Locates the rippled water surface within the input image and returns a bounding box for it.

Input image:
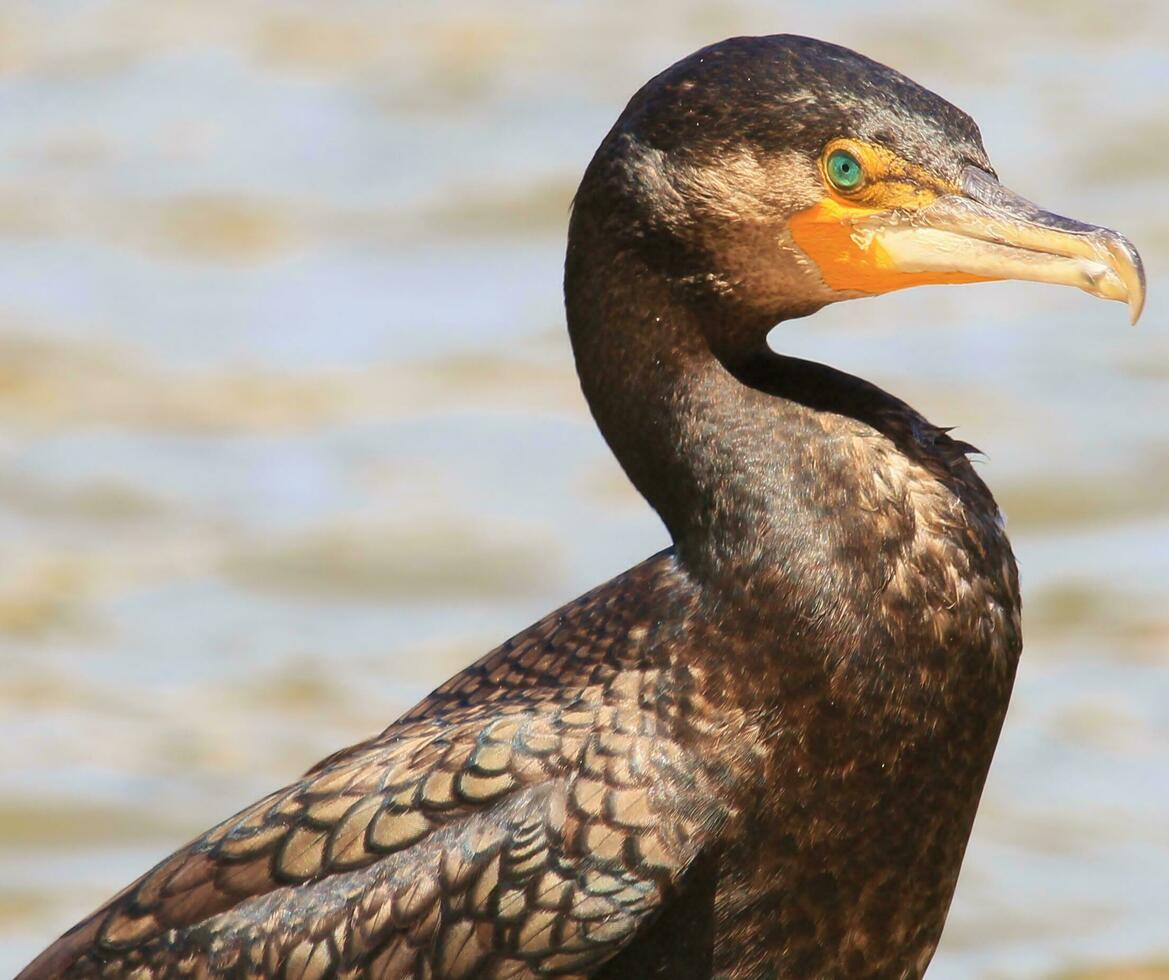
[1,2,1167,976]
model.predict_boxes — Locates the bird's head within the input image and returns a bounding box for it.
[579,34,1144,327]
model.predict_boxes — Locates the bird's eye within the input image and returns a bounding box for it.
[826,149,864,191]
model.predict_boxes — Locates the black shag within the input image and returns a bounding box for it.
[21,35,1144,980]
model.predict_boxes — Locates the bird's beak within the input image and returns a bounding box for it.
[862,166,1146,323]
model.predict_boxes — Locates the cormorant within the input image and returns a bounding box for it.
[20,35,1144,980]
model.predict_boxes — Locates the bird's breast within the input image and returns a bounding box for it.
[697,434,1023,978]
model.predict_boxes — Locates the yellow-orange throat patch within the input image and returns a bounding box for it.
[790,196,988,295]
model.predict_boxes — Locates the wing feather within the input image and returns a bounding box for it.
[20,694,726,979]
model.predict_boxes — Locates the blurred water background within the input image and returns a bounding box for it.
[0,1,1166,976]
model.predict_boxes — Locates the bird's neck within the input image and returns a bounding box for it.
[565,201,1011,597]
[565,213,822,594]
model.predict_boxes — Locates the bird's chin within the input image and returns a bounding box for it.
[859,166,1146,323]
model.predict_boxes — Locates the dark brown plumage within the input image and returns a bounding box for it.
[21,34,1144,980]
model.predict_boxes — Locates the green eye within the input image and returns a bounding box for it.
[826,148,863,191]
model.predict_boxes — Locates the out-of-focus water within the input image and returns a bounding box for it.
[0,2,1166,976]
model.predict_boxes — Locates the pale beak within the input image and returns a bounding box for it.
[863,167,1146,323]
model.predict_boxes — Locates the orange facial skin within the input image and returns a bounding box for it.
[789,139,989,294]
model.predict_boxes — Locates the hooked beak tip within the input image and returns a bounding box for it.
[1105,236,1146,325]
